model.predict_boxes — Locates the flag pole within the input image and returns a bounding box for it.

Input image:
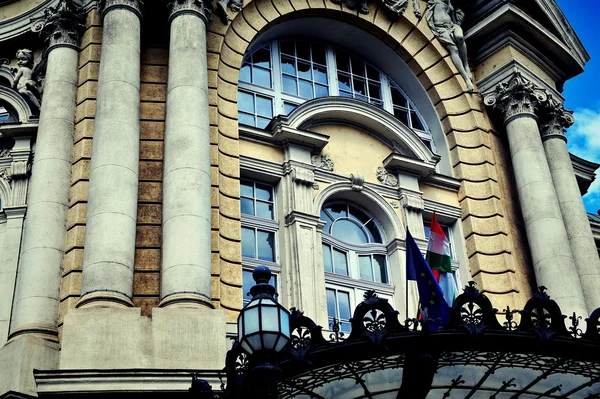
[405,272,409,322]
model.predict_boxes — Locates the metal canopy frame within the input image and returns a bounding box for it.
[223,283,600,398]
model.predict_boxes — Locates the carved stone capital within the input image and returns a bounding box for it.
[32,0,85,50]
[101,0,143,18]
[290,167,315,186]
[400,192,424,212]
[539,96,574,143]
[166,0,212,25]
[483,72,548,126]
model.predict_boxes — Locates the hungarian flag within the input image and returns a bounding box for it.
[426,214,458,307]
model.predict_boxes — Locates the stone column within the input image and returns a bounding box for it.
[159,0,213,308]
[9,2,84,341]
[484,73,587,317]
[78,0,142,308]
[540,99,600,310]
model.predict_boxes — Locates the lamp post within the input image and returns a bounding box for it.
[190,265,291,398]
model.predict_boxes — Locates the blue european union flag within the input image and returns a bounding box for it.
[406,229,449,328]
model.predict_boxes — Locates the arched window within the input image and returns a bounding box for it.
[238,39,433,150]
[320,202,391,332]
[0,102,17,124]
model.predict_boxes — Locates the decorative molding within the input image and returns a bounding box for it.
[101,0,143,18]
[389,201,399,209]
[483,72,548,126]
[166,0,212,24]
[400,192,424,212]
[423,198,462,219]
[311,154,334,172]
[290,167,315,187]
[350,174,364,192]
[31,0,85,50]
[539,96,574,142]
[312,182,320,191]
[376,167,398,188]
[0,0,60,42]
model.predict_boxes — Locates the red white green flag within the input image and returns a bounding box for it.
[426,213,458,306]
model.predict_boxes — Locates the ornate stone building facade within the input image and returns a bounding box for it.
[0,0,598,396]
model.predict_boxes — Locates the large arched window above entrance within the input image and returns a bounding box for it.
[238,39,434,150]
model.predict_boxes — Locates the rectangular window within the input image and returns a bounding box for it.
[326,288,352,333]
[241,180,274,220]
[322,244,349,276]
[238,90,274,129]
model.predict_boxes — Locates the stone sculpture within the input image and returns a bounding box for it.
[12,50,42,110]
[330,0,413,16]
[216,0,242,22]
[425,0,474,92]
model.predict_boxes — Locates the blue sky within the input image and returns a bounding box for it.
[556,0,600,214]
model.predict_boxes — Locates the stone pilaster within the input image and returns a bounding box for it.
[158,0,213,308]
[10,0,84,341]
[484,73,587,317]
[540,97,600,310]
[400,190,425,240]
[78,0,142,308]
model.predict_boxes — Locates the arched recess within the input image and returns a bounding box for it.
[211,0,521,314]
[313,182,404,242]
[0,85,38,123]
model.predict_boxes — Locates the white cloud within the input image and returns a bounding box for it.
[567,107,600,213]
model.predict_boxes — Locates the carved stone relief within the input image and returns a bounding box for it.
[166,0,212,23]
[11,50,42,112]
[350,174,364,192]
[400,192,424,211]
[376,166,399,188]
[539,96,574,141]
[311,154,334,172]
[215,0,242,23]
[330,0,421,17]
[32,0,85,49]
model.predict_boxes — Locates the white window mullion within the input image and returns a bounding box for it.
[380,73,394,114]
[270,39,284,115]
[348,250,359,280]
[326,44,339,97]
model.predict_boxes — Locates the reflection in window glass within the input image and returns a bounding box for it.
[241,227,275,262]
[241,227,256,258]
[326,288,351,333]
[241,180,274,219]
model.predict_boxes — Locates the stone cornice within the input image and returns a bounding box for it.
[101,0,143,19]
[483,72,548,126]
[166,0,212,25]
[539,96,574,143]
[31,0,85,51]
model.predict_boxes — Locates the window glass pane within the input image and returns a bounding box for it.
[327,204,347,219]
[366,64,379,81]
[359,255,374,281]
[297,61,311,79]
[351,56,365,76]
[311,43,327,65]
[313,65,327,84]
[238,112,255,127]
[338,72,351,91]
[257,230,275,262]
[320,210,333,233]
[298,80,313,99]
[242,227,256,258]
[336,51,350,72]
[255,183,273,201]
[241,198,254,216]
[243,270,277,304]
[331,219,368,244]
[348,207,370,225]
[315,84,329,98]
[332,248,348,275]
[283,102,298,114]
[253,67,271,88]
[253,47,271,68]
[353,78,367,98]
[257,117,271,129]
[394,108,409,126]
[280,41,294,56]
[241,181,254,197]
[391,86,408,108]
[281,56,296,74]
[374,255,387,283]
[322,244,333,273]
[256,201,274,219]
[255,96,272,118]
[326,289,337,321]
[282,75,297,95]
[410,111,425,130]
[239,64,251,83]
[238,91,254,113]
[338,291,351,320]
[369,83,381,100]
[296,42,310,61]
[365,221,382,243]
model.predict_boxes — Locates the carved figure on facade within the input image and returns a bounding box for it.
[330,0,422,17]
[425,0,473,92]
[311,154,335,172]
[376,167,399,188]
[215,0,242,23]
[12,50,42,111]
[166,0,212,23]
[32,0,85,49]
[350,174,364,192]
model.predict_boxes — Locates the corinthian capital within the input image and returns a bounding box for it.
[483,72,548,125]
[539,96,574,142]
[166,0,212,24]
[101,0,143,18]
[31,0,85,50]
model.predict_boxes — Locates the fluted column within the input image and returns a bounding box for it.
[78,0,142,308]
[9,1,84,341]
[159,0,213,308]
[484,73,587,317]
[540,99,600,310]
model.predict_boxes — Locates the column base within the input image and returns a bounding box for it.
[7,324,59,344]
[158,293,214,309]
[76,291,134,309]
